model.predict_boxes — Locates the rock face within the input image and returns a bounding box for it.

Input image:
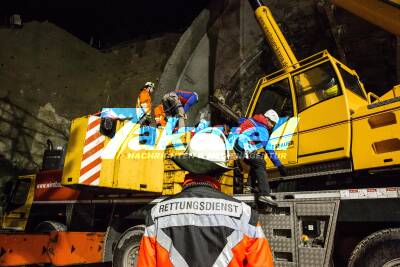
[0,99,69,171]
[0,21,179,173]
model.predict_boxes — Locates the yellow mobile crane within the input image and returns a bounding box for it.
[246,0,400,190]
[0,0,400,266]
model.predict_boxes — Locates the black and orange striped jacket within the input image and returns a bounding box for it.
[138,183,274,267]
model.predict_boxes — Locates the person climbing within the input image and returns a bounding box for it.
[235,109,287,206]
[137,129,274,267]
[161,90,198,129]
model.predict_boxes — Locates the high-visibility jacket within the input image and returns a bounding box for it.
[137,183,274,267]
[237,114,282,167]
[154,104,166,127]
[137,89,152,115]
[175,90,198,112]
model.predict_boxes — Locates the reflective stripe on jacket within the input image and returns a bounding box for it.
[138,184,274,267]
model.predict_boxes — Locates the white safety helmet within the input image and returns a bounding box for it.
[264,109,279,124]
[172,128,232,175]
[145,82,155,89]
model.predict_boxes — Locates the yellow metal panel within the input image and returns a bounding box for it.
[162,183,183,195]
[297,96,351,165]
[98,158,115,188]
[99,120,135,189]
[115,149,165,192]
[62,116,88,185]
[163,171,186,184]
[164,161,182,171]
[345,90,368,111]
[221,184,233,195]
[2,175,36,231]
[298,96,349,132]
[297,124,349,164]
[352,108,400,170]
[220,171,234,186]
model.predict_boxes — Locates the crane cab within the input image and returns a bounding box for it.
[246,50,384,180]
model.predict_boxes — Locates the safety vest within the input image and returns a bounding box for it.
[136,89,152,115]
[138,183,274,267]
[154,104,166,126]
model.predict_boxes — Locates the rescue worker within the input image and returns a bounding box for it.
[136,82,155,144]
[136,82,155,120]
[154,103,166,127]
[235,109,287,206]
[162,90,198,129]
[137,129,274,267]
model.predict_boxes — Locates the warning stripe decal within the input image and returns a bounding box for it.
[82,144,103,164]
[85,132,102,146]
[83,136,104,154]
[79,116,104,185]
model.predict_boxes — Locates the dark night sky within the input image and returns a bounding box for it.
[1,0,210,48]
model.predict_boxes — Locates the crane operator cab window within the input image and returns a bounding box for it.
[337,65,368,110]
[251,77,298,165]
[294,62,341,112]
[338,67,366,100]
[253,78,293,120]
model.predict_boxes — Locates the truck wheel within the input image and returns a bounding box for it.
[113,225,145,267]
[34,221,67,232]
[348,228,400,267]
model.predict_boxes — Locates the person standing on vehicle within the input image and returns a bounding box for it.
[136,82,155,121]
[137,129,274,267]
[235,109,287,206]
[162,90,198,129]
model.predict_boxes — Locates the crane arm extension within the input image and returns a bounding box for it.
[248,0,299,71]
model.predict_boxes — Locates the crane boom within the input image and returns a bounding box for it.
[248,0,299,71]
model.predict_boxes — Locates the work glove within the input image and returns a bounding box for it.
[278,165,288,176]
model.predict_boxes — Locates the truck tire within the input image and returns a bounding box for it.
[348,228,400,267]
[113,225,145,267]
[34,221,67,233]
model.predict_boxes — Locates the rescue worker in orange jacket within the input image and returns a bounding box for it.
[137,129,274,267]
[154,104,166,127]
[136,82,155,118]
